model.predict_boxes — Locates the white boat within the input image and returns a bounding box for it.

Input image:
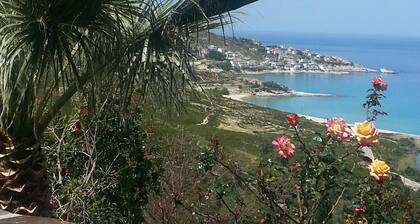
[380,68,396,74]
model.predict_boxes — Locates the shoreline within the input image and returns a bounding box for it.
[224,90,334,101]
[237,68,381,76]
[224,93,420,139]
[301,114,420,138]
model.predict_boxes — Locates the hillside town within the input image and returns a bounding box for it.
[194,37,390,74]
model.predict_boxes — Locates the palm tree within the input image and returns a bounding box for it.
[0,0,257,217]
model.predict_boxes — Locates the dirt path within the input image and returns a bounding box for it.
[197,113,213,126]
[393,172,420,191]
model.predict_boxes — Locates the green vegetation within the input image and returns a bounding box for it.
[0,1,418,223]
[196,33,267,61]
[158,93,420,180]
[208,61,233,71]
[45,105,161,223]
[0,0,256,218]
[140,92,420,223]
[262,81,291,92]
[208,49,226,61]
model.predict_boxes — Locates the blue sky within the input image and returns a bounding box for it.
[232,0,420,37]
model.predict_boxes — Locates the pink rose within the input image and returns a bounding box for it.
[326,117,352,140]
[287,113,299,127]
[272,135,295,160]
[371,77,388,91]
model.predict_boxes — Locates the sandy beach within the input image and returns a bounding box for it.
[302,114,420,139]
[224,90,333,101]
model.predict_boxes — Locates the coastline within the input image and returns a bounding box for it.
[224,93,420,140]
[237,68,380,76]
[302,114,420,139]
[224,90,333,101]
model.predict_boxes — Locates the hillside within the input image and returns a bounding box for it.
[147,91,420,185]
[193,33,381,74]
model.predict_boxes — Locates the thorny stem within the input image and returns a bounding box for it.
[215,159,300,224]
[305,137,336,223]
[295,184,304,220]
[322,163,356,224]
[217,192,238,223]
[293,125,312,221]
[322,187,346,224]
[327,146,358,168]
[259,177,300,224]
[366,96,371,121]
[316,136,331,154]
[308,191,328,223]
[295,127,333,222]
[293,126,307,153]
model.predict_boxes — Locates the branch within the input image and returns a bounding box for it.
[293,126,307,153]
[37,73,92,136]
[322,187,345,224]
[216,192,239,223]
[295,184,304,220]
[215,159,300,223]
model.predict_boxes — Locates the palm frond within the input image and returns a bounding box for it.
[0,0,255,142]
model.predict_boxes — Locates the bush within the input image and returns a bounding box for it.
[145,135,261,223]
[207,49,225,61]
[220,87,230,95]
[262,81,290,92]
[45,103,161,223]
[143,76,420,223]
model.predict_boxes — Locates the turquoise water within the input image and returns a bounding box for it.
[239,32,420,135]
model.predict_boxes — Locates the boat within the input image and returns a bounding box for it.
[380,68,396,74]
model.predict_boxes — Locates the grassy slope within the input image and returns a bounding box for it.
[147,92,420,182]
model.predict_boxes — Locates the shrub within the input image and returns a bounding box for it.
[208,49,225,61]
[220,87,230,95]
[145,135,262,223]
[45,103,161,223]
[262,81,290,92]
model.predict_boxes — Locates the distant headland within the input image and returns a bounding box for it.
[194,33,396,75]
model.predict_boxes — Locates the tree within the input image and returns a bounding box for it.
[0,0,257,217]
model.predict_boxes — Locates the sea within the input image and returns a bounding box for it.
[236,31,420,136]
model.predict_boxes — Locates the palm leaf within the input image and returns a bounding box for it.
[0,0,255,141]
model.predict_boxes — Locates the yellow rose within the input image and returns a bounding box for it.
[369,159,390,182]
[354,121,379,145]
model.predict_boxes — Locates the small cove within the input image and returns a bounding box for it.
[239,33,420,135]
